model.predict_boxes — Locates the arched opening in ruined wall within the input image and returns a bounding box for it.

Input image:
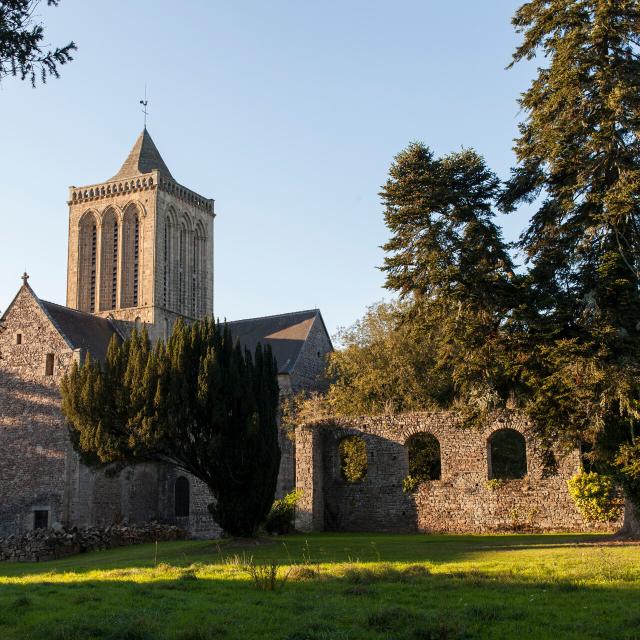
[488,428,527,479]
[77,211,99,312]
[174,476,190,518]
[99,207,119,311]
[406,432,441,482]
[338,435,368,483]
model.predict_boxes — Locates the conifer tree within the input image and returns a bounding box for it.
[502,0,640,534]
[61,319,281,537]
[381,144,517,422]
[0,1,76,86]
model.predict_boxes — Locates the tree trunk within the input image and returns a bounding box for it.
[618,496,640,539]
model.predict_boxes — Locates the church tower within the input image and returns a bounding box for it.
[66,129,214,340]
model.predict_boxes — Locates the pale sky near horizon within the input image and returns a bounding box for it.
[0,0,536,338]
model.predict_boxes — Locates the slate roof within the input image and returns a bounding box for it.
[40,300,120,363]
[110,128,174,181]
[226,309,324,374]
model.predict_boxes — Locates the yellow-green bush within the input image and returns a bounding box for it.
[567,472,623,522]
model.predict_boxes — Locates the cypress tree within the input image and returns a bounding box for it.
[61,319,281,537]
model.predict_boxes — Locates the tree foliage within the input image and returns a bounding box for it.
[325,300,449,416]
[61,319,281,537]
[407,432,441,482]
[1,0,75,86]
[500,0,640,524]
[326,145,518,423]
[567,471,624,523]
[381,145,518,421]
[338,436,368,483]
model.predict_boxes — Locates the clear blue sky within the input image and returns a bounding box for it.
[0,0,536,336]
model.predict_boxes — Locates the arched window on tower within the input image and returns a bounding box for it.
[163,216,172,309]
[192,233,198,317]
[77,212,99,313]
[99,208,119,311]
[120,205,140,308]
[133,215,139,304]
[174,476,190,518]
[179,222,187,314]
[193,223,206,318]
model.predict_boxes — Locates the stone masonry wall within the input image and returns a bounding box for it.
[276,317,333,499]
[67,172,214,337]
[276,312,333,499]
[290,317,332,394]
[295,412,621,534]
[0,286,179,537]
[158,466,222,539]
[0,286,76,535]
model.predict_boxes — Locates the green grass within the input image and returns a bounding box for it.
[0,533,638,639]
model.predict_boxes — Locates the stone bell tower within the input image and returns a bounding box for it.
[65,129,215,341]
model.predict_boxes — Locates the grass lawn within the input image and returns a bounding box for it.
[0,533,638,639]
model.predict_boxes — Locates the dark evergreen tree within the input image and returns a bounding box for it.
[0,1,76,86]
[61,319,281,537]
[381,144,517,422]
[502,0,640,535]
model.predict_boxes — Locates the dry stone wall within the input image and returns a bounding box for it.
[295,412,621,534]
[0,522,187,563]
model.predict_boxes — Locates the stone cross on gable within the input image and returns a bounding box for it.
[21,272,29,285]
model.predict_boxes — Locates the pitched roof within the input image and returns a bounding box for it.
[110,128,174,181]
[39,300,120,363]
[226,309,324,374]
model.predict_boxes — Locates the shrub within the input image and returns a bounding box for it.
[567,471,623,522]
[339,436,367,482]
[244,558,289,591]
[485,478,505,491]
[403,475,420,493]
[264,489,303,534]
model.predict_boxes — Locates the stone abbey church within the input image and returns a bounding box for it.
[0,130,332,538]
[0,130,620,538]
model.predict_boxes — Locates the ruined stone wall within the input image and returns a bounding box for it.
[0,287,75,535]
[296,412,620,534]
[276,318,333,499]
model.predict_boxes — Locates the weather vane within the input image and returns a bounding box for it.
[140,84,149,129]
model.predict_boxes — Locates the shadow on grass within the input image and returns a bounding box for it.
[0,557,639,640]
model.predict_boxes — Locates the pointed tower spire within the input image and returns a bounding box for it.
[110,129,173,181]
